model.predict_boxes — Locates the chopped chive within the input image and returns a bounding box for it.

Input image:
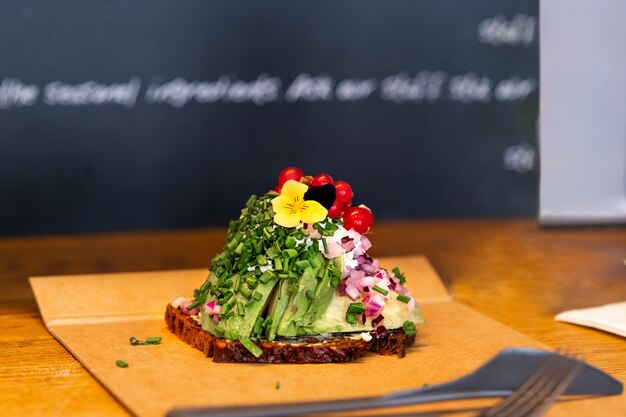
[284,236,296,249]
[240,336,262,358]
[237,301,245,316]
[274,258,283,271]
[199,277,212,292]
[252,291,263,301]
[129,336,141,346]
[233,274,242,292]
[322,238,329,254]
[239,283,252,299]
[296,260,310,269]
[397,295,411,303]
[229,329,239,340]
[282,249,298,259]
[402,320,417,337]
[392,267,407,285]
[115,359,129,368]
[347,302,366,314]
[220,303,230,316]
[259,271,273,283]
[146,337,162,344]
[186,300,201,311]
[253,317,264,335]
[256,255,268,266]
[234,242,245,255]
[345,312,356,324]
[372,285,389,296]
[305,290,315,300]
[245,276,258,288]
[330,275,339,288]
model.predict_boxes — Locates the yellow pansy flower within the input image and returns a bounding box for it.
[271,180,328,227]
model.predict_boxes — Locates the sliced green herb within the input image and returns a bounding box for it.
[115,359,129,368]
[186,300,201,311]
[282,248,298,259]
[256,255,268,266]
[322,238,329,254]
[372,285,389,296]
[347,302,366,314]
[345,312,357,324]
[397,295,411,303]
[402,320,417,337]
[240,336,262,358]
[392,267,407,285]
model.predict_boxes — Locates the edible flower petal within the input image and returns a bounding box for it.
[271,180,328,228]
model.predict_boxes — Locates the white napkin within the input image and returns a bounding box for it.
[555,301,626,338]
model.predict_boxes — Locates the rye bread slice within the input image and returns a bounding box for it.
[165,304,415,363]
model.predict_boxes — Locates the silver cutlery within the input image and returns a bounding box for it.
[478,351,581,417]
[167,347,622,417]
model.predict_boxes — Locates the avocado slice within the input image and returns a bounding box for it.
[276,265,321,337]
[264,279,292,341]
[299,258,340,327]
[202,272,279,342]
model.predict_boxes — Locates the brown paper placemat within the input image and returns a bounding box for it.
[30,255,624,417]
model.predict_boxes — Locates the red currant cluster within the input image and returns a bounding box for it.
[275,167,374,234]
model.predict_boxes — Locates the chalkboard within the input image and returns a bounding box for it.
[0,1,539,236]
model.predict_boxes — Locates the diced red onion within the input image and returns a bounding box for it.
[337,281,347,296]
[346,284,360,300]
[374,325,387,338]
[170,296,187,309]
[340,238,356,252]
[360,236,372,252]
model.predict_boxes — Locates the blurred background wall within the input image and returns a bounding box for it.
[0,1,538,236]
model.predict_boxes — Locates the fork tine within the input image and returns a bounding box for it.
[494,354,576,417]
[478,352,581,417]
[479,353,561,417]
[518,356,581,417]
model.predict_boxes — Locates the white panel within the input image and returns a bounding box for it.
[540,0,626,225]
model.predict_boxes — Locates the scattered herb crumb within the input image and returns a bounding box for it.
[129,336,162,346]
[116,360,129,368]
[275,381,280,390]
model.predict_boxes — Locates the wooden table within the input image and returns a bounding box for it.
[1,219,624,415]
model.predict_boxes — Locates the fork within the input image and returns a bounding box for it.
[479,351,582,417]
[167,348,616,417]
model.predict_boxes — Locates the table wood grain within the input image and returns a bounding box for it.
[1,219,624,416]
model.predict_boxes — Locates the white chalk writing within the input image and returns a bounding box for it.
[0,79,39,109]
[478,15,536,47]
[43,78,141,107]
[503,142,536,173]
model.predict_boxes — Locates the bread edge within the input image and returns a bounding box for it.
[165,303,415,363]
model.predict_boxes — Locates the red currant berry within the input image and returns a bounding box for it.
[342,206,374,234]
[333,180,353,205]
[327,201,344,219]
[277,167,304,191]
[311,173,334,187]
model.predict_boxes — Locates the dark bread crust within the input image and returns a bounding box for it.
[165,304,415,363]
